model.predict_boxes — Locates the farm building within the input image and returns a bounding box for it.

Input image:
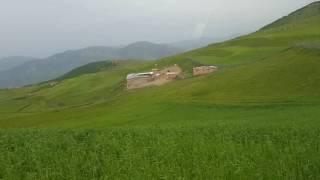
[126,72,154,89]
[126,65,182,90]
[193,66,218,76]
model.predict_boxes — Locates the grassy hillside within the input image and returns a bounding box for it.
[0,2,320,179]
[261,1,320,30]
[55,60,146,81]
[1,1,319,115]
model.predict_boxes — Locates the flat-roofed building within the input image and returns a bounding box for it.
[126,72,154,89]
[193,66,218,76]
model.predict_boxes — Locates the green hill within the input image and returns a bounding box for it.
[0,1,319,126]
[261,1,320,31]
[55,60,145,81]
[0,2,320,179]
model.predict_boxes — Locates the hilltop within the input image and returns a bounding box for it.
[261,1,320,30]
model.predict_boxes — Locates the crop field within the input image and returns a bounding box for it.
[1,121,320,179]
[0,103,320,179]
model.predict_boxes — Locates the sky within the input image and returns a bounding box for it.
[0,0,317,58]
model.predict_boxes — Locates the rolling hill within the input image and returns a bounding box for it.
[0,2,320,179]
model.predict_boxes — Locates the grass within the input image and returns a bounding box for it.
[1,125,320,179]
[0,2,319,179]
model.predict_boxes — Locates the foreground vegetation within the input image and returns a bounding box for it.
[0,2,319,179]
[1,125,320,179]
[1,103,320,179]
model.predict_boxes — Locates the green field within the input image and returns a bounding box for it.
[0,2,320,179]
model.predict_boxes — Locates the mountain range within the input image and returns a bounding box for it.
[0,38,222,89]
[0,56,38,72]
[0,41,183,88]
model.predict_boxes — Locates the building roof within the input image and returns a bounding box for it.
[126,72,154,80]
[166,72,178,75]
[193,66,217,69]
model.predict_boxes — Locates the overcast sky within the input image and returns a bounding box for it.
[0,0,317,58]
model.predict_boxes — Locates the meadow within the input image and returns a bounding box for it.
[1,102,320,179]
[1,121,320,179]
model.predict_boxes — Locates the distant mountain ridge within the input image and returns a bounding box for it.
[0,56,37,72]
[0,42,182,88]
[169,37,218,51]
[169,36,241,50]
[120,41,181,59]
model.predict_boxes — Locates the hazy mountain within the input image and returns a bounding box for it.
[169,37,219,50]
[0,56,37,72]
[121,41,182,59]
[170,35,243,51]
[0,42,182,88]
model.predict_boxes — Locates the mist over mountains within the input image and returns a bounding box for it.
[0,56,38,72]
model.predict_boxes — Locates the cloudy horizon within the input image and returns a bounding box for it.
[0,0,317,58]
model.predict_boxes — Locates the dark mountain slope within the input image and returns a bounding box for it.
[56,60,144,81]
[121,41,179,59]
[0,42,182,88]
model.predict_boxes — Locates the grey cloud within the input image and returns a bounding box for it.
[0,0,317,57]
